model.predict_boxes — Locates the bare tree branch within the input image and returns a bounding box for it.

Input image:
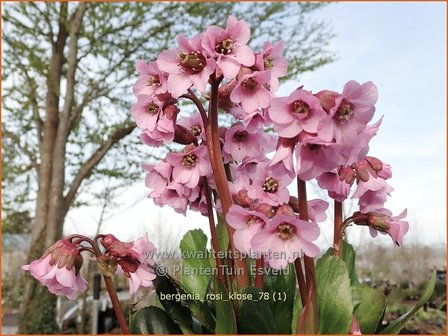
[64,123,136,211]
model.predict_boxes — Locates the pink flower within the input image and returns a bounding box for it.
[226,204,269,254]
[247,163,294,206]
[165,145,211,189]
[251,213,320,269]
[229,175,253,207]
[255,41,288,91]
[354,209,409,246]
[131,95,165,131]
[318,81,378,143]
[358,190,391,213]
[177,113,205,140]
[130,233,156,266]
[117,258,155,296]
[157,34,215,98]
[269,89,327,138]
[351,157,394,201]
[133,60,167,97]
[295,134,344,181]
[307,199,329,223]
[269,137,296,177]
[143,161,172,198]
[230,71,272,112]
[202,15,255,79]
[223,123,272,162]
[156,187,189,215]
[339,117,383,165]
[317,166,356,202]
[22,239,87,300]
[140,116,175,147]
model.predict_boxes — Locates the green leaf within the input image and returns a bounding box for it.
[263,264,297,333]
[129,306,183,334]
[166,273,216,332]
[380,269,437,334]
[214,279,236,334]
[352,285,386,334]
[324,240,359,286]
[153,274,194,334]
[180,229,213,300]
[238,286,278,334]
[316,255,353,334]
[291,289,303,332]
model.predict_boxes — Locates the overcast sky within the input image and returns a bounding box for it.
[65,2,447,250]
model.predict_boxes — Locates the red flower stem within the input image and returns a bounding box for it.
[205,74,249,290]
[294,257,307,306]
[185,89,208,125]
[204,179,227,288]
[254,256,264,289]
[93,238,130,334]
[297,178,318,334]
[102,276,130,334]
[333,200,343,257]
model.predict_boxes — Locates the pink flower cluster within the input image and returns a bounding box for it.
[143,144,212,215]
[226,203,323,269]
[22,233,158,299]
[22,239,87,299]
[131,15,409,253]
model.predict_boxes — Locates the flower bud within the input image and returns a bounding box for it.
[367,213,391,232]
[315,90,339,113]
[163,103,179,121]
[353,159,371,182]
[276,204,295,216]
[118,257,140,276]
[173,124,197,145]
[218,79,237,112]
[338,165,356,185]
[365,156,383,172]
[254,203,274,218]
[96,254,118,277]
[233,189,253,208]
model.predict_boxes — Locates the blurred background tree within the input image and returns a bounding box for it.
[1,1,335,333]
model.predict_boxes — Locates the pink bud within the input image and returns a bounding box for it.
[118,257,140,276]
[315,89,339,113]
[173,124,196,145]
[276,204,295,216]
[338,166,356,185]
[254,203,274,218]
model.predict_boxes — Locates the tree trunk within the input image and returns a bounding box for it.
[18,3,69,333]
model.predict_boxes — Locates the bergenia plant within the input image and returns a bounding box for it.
[23,16,437,335]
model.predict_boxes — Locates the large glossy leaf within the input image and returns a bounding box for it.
[380,269,437,334]
[263,264,297,333]
[352,284,386,334]
[180,229,213,300]
[324,240,359,286]
[153,274,194,334]
[214,278,236,334]
[316,254,353,334]
[129,306,183,334]
[238,286,278,334]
